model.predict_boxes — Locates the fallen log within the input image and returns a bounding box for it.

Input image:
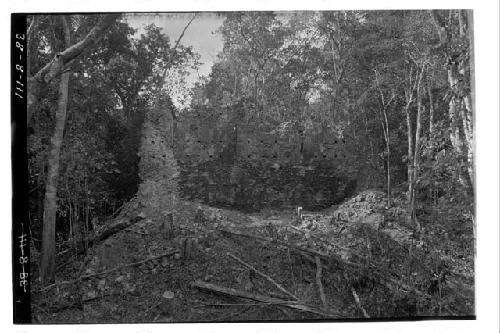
[73,216,145,255]
[315,256,327,310]
[226,252,297,300]
[192,280,342,318]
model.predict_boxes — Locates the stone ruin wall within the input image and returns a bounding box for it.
[136,99,179,217]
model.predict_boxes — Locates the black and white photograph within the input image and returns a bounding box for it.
[8,3,497,328]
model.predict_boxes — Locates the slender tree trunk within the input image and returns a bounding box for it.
[448,88,469,190]
[40,73,70,282]
[427,82,434,134]
[412,78,424,231]
[406,107,415,227]
[364,114,377,169]
[456,9,473,172]
[461,10,475,194]
[404,64,425,231]
[385,139,391,207]
[405,105,414,204]
[39,16,71,284]
[430,9,474,194]
[381,106,391,207]
[466,9,475,171]
[426,80,436,205]
[170,108,177,143]
[460,96,474,192]
[379,109,391,207]
[68,201,73,240]
[373,70,394,206]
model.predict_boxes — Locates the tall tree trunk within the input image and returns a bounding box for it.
[461,10,475,194]
[379,108,391,207]
[40,17,71,283]
[40,16,72,283]
[462,97,474,191]
[373,70,394,206]
[405,106,414,208]
[385,139,391,207]
[412,74,425,231]
[430,9,474,194]
[426,80,437,205]
[404,63,425,231]
[403,67,417,207]
[427,81,434,134]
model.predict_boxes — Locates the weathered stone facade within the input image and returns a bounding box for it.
[137,97,179,217]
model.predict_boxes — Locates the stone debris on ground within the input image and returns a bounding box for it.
[33,187,473,323]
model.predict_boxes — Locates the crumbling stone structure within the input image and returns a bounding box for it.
[137,96,179,216]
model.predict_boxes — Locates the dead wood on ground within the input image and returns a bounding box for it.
[227,251,298,300]
[221,228,432,299]
[39,249,178,292]
[192,280,342,318]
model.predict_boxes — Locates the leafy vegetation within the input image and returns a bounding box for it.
[28,11,474,321]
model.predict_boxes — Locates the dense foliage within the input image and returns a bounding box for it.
[28,10,474,270]
[28,15,198,253]
[175,11,474,220]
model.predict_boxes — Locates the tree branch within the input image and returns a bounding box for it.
[33,14,120,84]
[173,13,197,51]
[159,13,197,86]
[28,14,120,124]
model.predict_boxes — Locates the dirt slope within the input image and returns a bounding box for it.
[32,190,474,323]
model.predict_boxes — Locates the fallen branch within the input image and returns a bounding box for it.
[221,228,431,299]
[220,228,342,265]
[39,249,178,292]
[298,248,429,299]
[350,286,370,318]
[192,280,342,318]
[194,302,295,307]
[92,216,143,243]
[111,202,127,218]
[315,256,327,310]
[289,226,406,280]
[226,252,297,300]
[75,216,145,254]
